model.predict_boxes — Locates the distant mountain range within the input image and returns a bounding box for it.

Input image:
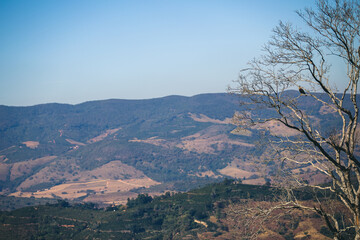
[0,92,347,205]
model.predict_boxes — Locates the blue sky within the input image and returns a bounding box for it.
[0,0,316,106]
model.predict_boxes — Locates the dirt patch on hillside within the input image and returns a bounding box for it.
[253,120,299,137]
[319,104,336,115]
[76,161,147,181]
[189,113,233,124]
[11,177,159,201]
[230,128,252,136]
[178,133,254,154]
[292,165,316,174]
[129,125,254,154]
[297,171,330,185]
[17,160,148,191]
[129,137,173,148]
[87,127,121,144]
[218,166,256,179]
[0,163,10,181]
[66,139,86,146]
[22,141,39,149]
[10,156,57,181]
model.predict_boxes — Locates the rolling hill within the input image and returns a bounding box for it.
[0,92,347,205]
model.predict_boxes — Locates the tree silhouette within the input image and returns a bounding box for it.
[229,0,360,239]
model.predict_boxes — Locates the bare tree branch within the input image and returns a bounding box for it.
[229,0,360,239]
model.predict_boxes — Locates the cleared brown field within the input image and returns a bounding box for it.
[178,132,254,154]
[189,112,233,125]
[10,177,160,202]
[10,156,57,181]
[129,124,254,155]
[252,120,299,137]
[22,141,39,149]
[218,166,256,179]
[16,160,147,191]
[87,127,121,143]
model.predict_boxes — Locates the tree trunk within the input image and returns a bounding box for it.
[355,228,360,240]
[355,234,360,240]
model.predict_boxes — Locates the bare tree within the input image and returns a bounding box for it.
[229,0,360,239]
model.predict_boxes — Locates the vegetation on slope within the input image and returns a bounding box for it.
[0,180,335,240]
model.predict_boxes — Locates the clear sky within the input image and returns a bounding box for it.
[0,0,316,106]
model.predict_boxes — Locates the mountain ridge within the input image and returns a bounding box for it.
[0,91,348,205]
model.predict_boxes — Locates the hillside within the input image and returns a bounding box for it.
[0,180,335,240]
[0,92,348,204]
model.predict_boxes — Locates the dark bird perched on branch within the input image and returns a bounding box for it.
[298,86,306,95]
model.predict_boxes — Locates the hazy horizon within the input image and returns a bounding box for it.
[0,91,230,107]
[1,89,338,108]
